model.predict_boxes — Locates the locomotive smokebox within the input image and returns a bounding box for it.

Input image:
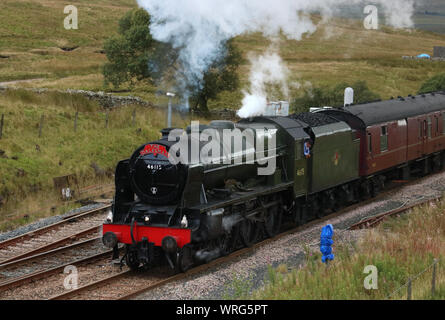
[130,142,187,205]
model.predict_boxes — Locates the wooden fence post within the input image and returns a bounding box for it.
[407,278,412,300]
[0,114,4,139]
[105,111,109,129]
[39,115,44,138]
[432,259,438,297]
[74,112,78,132]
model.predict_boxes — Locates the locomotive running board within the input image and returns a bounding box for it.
[192,181,294,213]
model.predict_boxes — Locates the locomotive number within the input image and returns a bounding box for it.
[147,164,162,170]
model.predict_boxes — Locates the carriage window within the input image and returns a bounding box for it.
[367,133,372,154]
[380,126,388,152]
[443,114,445,135]
[428,117,432,138]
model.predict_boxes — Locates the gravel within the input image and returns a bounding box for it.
[0,256,123,300]
[134,171,445,300]
[3,170,445,300]
[0,203,106,243]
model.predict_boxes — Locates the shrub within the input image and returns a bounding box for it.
[418,73,445,94]
[291,80,381,113]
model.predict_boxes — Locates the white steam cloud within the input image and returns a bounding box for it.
[136,0,416,117]
[238,47,290,118]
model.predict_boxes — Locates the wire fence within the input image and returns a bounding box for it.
[0,109,142,139]
[1,183,114,224]
[386,259,442,300]
[0,108,237,140]
[303,198,443,300]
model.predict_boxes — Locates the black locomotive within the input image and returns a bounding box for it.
[103,92,445,272]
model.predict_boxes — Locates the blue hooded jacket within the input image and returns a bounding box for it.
[320,224,334,263]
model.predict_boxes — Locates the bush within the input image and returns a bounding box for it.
[418,73,445,94]
[103,8,154,88]
[291,81,381,113]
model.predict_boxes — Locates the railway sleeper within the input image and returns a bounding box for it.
[118,157,445,273]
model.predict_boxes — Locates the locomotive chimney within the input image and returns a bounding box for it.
[161,128,177,139]
[344,87,354,107]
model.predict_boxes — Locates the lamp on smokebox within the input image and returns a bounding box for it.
[166,92,175,128]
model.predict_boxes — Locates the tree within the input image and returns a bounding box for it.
[188,39,242,113]
[103,9,155,88]
[103,8,241,113]
[292,80,381,113]
[418,73,445,94]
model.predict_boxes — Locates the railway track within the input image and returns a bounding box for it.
[47,209,361,300]
[50,180,440,301]
[348,195,441,230]
[0,204,111,266]
[1,174,442,300]
[0,237,109,284]
[0,250,114,292]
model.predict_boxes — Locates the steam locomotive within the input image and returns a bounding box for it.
[102,92,445,272]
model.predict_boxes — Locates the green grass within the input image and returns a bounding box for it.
[414,15,445,34]
[0,0,134,87]
[2,1,445,230]
[241,201,445,300]
[2,2,445,108]
[0,88,199,231]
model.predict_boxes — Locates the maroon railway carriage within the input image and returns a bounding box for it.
[322,92,445,183]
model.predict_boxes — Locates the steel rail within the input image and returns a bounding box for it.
[48,270,133,300]
[0,250,113,291]
[49,198,377,300]
[348,195,442,230]
[0,204,111,250]
[117,181,444,300]
[0,225,103,265]
[31,176,445,300]
[0,237,101,270]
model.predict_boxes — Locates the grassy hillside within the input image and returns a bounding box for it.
[236,19,445,98]
[337,1,445,34]
[1,1,445,106]
[0,0,135,88]
[0,88,196,230]
[1,0,445,230]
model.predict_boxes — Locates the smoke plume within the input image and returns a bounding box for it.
[238,47,290,118]
[136,0,417,116]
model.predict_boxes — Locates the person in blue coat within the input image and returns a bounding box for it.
[304,139,313,158]
[320,224,334,263]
